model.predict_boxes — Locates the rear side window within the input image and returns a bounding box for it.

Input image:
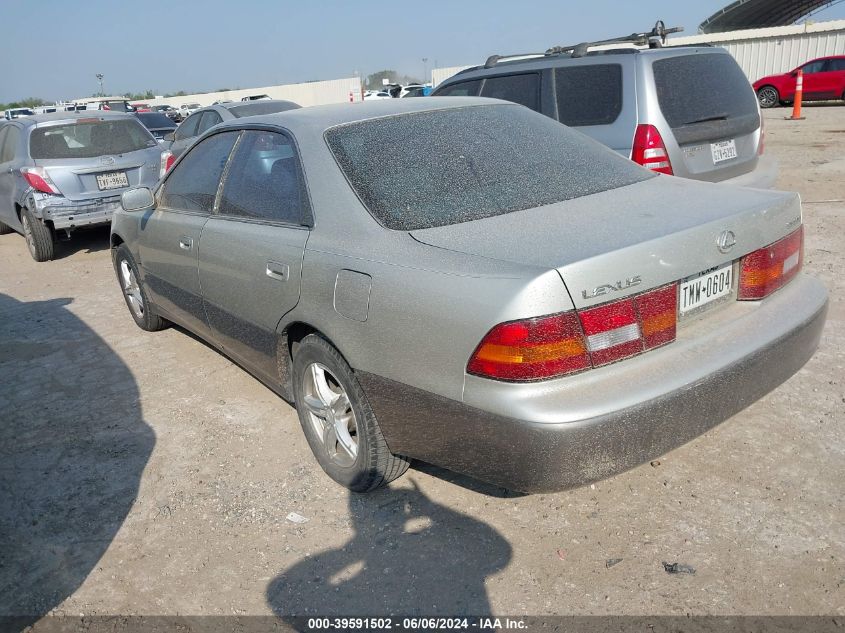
[175,113,201,140]
[218,130,310,225]
[0,126,19,162]
[29,119,157,159]
[434,79,481,97]
[825,58,845,71]
[652,54,759,145]
[555,65,622,126]
[197,110,223,135]
[326,104,653,231]
[160,131,239,213]
[480,73,541,112]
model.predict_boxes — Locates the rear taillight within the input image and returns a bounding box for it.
[467,312,591,381]
[738,226,803,300]
[631,124,673,175]
[21,167,59,194]
[162,150,175,175]
[468,284,678,381]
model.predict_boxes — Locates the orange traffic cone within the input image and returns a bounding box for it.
[787,69,805,120]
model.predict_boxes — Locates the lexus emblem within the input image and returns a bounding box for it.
[717,230,736,254]
[99,155,116,166]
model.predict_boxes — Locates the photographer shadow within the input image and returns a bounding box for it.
[0,293,154,627]
[266,482,512,617]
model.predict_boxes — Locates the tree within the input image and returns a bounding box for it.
[0,97,47,110]
[364,70,397,90]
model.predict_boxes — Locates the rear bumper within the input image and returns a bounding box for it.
[31,193,120,230]
[360,275,827,492]
[720,154,779,189]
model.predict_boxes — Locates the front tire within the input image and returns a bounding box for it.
[292,334,409,492]
[113,244,167,332]
[757,86,780,108]
[21,207,54,262]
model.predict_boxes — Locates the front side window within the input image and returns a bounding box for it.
[29,118,156,159]
[160,131,239,213]
[480,73,541,112]
[326,104,652,231]
[827,58,845,72]
[175,113,201,140]
[434,79,482,97]
[218,130,309,225]
[801,60,827,74]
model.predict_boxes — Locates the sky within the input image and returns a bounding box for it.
[1,0,844,103]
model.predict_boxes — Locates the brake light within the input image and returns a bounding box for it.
[631,124,673,175]
[738,226,803,300]
[162,150,175,174]
[468,284,678,381]
[467,312,590,381]
[21,167,60,194]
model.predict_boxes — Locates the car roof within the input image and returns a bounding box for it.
[214,96,503,133]
[14,111,137,127]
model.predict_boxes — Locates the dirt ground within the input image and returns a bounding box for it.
[1,105,843,622]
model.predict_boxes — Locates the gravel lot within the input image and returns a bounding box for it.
[1,105,843,622]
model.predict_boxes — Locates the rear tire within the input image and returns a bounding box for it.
[21,207,54,262]
[292,334,409,492]
[113,244,167,332]
[757,86,780,109]
[0,221,13,235]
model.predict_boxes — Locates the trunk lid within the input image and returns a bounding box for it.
[29,117,162,201]
[410,177,800,309]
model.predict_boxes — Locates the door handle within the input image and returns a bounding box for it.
[178,236,193,250]
[266,261,289,281]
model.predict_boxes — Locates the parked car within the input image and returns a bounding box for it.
[151,104,181,123]
[162,99,300,169]
[433,42,775,188]
[753,55,845,108]
[4,108,35,120]
[0,112,165,261]
[241,94,271,101]
[131,103,152,112]
[363,90,391,100]
[178,103,203,119]
[96,99,135,112]
[133,112,178,143]
[400,85,432,97]
[110,98,826,493]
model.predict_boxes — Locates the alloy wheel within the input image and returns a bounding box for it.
[301,362,359,467]
[120,259,144,319]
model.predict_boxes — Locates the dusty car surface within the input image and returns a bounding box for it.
[110,97,827,493]
[0,111,165,261]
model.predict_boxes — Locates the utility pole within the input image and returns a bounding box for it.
[422,58,429,84]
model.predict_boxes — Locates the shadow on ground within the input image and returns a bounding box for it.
[0,293,153,626]
[266,482,512,617]
[52,225,112,260]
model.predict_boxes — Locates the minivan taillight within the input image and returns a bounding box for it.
[631,124,673,175]
[468,284,678,382]
[738,226,803,300]
[21,167,60,194]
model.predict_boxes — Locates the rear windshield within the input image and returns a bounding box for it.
[325,104,653,230]
[136,113,175,128]
[652,54,760,145]
[30,118,157,159]
[230,101,300,118]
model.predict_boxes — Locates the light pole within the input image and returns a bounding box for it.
[96,73,104,97]
[422,58,429,85]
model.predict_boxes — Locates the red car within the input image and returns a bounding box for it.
[754,55,845,108]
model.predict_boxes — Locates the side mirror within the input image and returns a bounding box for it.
[163,131,175,142]
[121,187,155,212]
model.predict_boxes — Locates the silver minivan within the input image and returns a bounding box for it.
[0,112,165,261]
[433,45,776,188]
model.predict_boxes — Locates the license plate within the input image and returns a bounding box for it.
[679,263,733,315]
[711,139,737,164]
[96,171,129,190]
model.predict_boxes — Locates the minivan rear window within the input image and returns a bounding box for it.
[555,65,622,126]
[30,119,157,159]
[326,104,653,231]
[652,54,760,145]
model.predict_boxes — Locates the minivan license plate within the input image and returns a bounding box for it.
[96,171,129,190]
[711,139,737,164]
[679,263,733,315]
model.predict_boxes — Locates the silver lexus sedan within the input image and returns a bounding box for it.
[110,98,827,493]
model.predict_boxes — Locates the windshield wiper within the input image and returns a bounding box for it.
[684,113,728,125]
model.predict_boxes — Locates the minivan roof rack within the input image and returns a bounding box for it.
[483,20,683,68]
